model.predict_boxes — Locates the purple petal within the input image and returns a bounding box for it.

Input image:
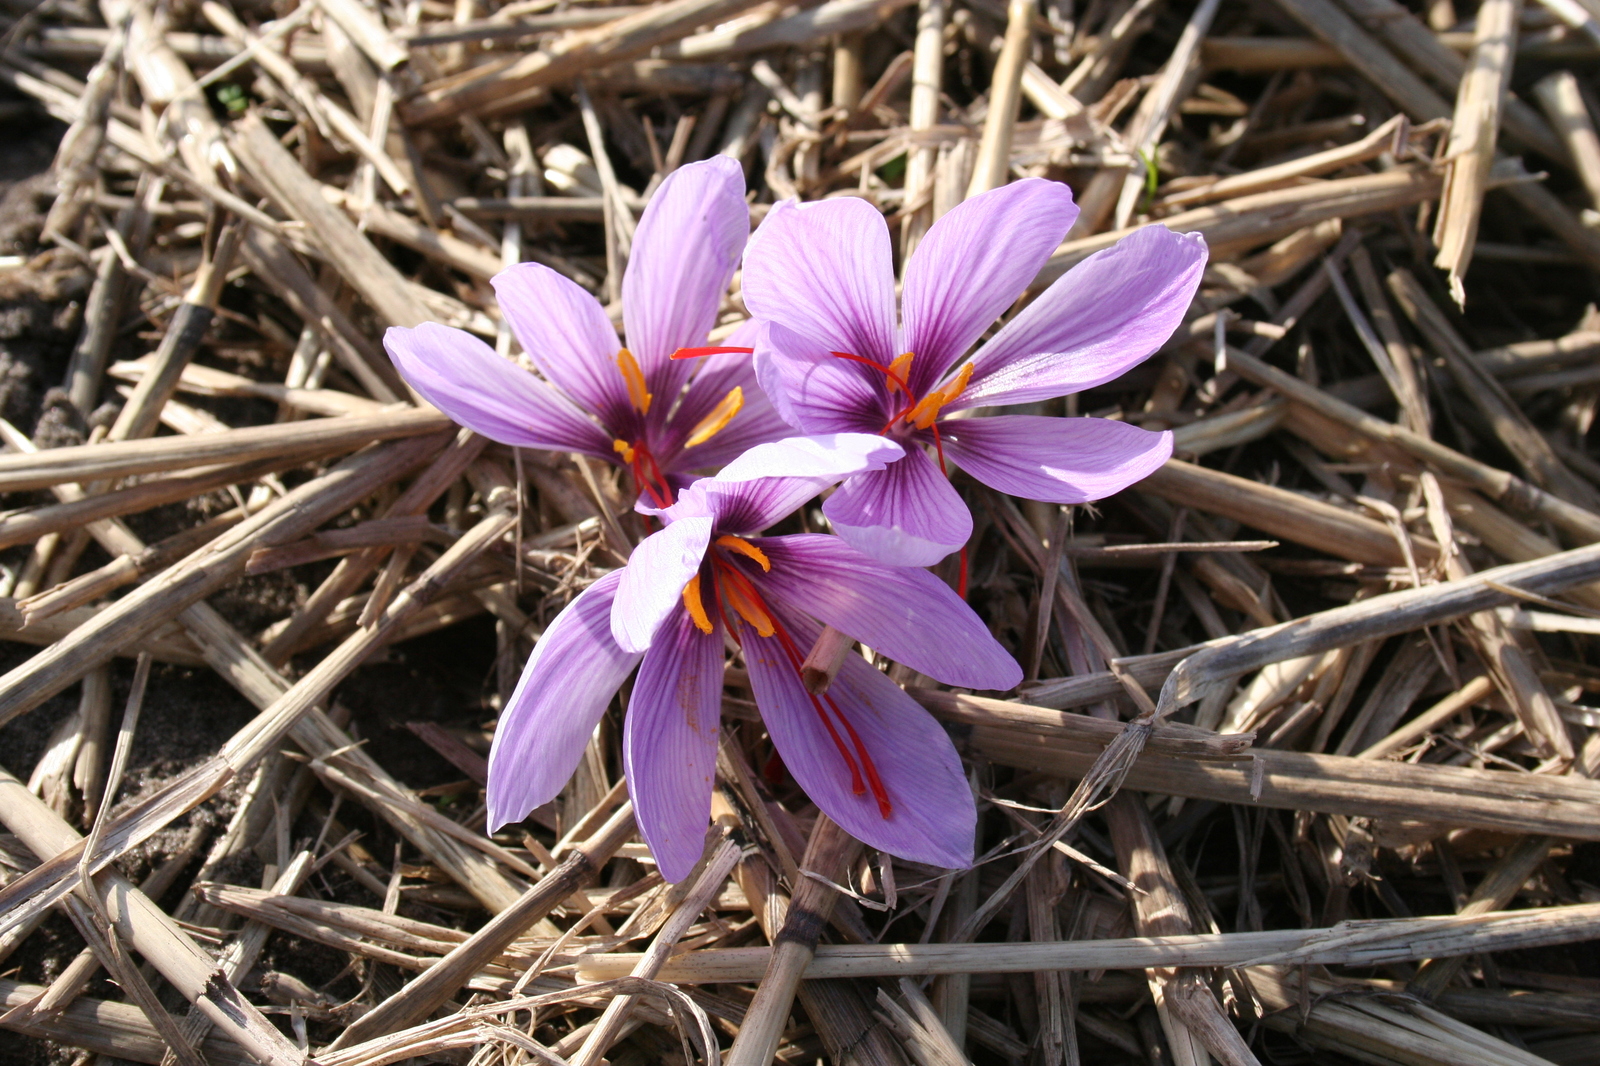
[754,321,894,435]
[822,446,971,567]
[742,609,975,869]
[902,179,1079,397]
[951,226,1207,410]
[624,156,749,399]
[384,322,612,458]
[741,197,898,365]
[940,414,1173,503]
[671,433,904,536]
[625,606,724,882]
[612,515,714,653]
[487,571,640,832]
[491,263,631,430]
[752,534,1020,690]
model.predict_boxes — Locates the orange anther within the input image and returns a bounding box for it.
[612,439,636,463]
[716,535,770,571]
[682,574,713,634]
[615,348,652,414]
[907,362,973,430]
[717,567,776,637]
[886,352,914,394]
[685,387,744,447]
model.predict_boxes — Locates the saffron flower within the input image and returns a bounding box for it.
[383,156,788,507]
[739,178,1208,566]
[487,435,1022,881]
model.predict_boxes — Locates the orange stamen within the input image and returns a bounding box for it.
[615,348,652,414]
[716,535,770,571]
[886,352,914,395]
[612,439,635,464]
[672,345,756,359]
[682,574,713,634]
[718,567,776,637]
[685,387,744,447]
[829,350,911,396]
[905,363,973,430]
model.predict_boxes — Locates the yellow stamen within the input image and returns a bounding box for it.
[887,352,914,394]
[615,348,652,414]
[906,362,973,430]
[716,535,771,571]
[682,574,713,634]
[720,575,775,637]
[685,386,744,447]
[612,439,635,464]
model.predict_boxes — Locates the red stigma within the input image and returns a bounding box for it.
[672,345,756,360]
[713,554,893,818]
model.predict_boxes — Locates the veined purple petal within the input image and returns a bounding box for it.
[750,534,1020,690]
[487,571,640,832]
[742,609,975,870]
[741,197,898,365]
[612,515,715,653]
[951,226,1207,410]
[902,179,1079,397]
[385,323,612,458]
[673,433,904,536]
[941,414,1172,503]
[625,606,724,882]
[754,321,893,435]
[491,263,630,430]
[823,446,971,567]
[625,157,750,399]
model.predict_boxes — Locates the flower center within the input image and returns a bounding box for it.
[680,538,893,817]
[613,437,673,509]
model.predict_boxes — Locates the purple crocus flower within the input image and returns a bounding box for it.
[383,156,788,508]
[487,434,1022,880]
[737,178,1208,566]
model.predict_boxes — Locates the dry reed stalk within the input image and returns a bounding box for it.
[328,802,636,1047]
[965,0,1032,198]
[0,432,448,725]
[1433,0,1520,303]
[580,899,1600,982]
[0,767,306,1066]
[0,408,449,493]
[725,815,863,1066]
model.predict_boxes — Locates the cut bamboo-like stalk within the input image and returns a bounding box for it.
[0,767,305,1066]
[965,0,1032,198]
[329,803,637,1048]
[725,815,863,1066]
[578,900,1600,982]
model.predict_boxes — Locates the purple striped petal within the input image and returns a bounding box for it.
[940,415,1172,503]
[754,321,893,434]
[741,197,898,365]
[676,433,904,536]
[950,226,1207,410]
[902,179,1079,397]
[384,322,612,458]
[487,571,639,832]
[742,609,975,869]
[491,263,630,430]
[625,606,724,882]
[612,514,714,653]
[624,156,750,397]
[822,446,971,567]
[751,534,1021,690]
